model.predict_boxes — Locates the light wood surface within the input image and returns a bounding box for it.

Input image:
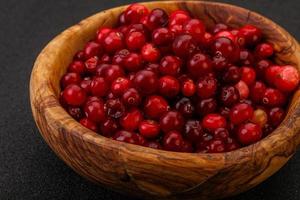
[30,1,300,199]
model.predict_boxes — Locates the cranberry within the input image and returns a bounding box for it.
[85,56,98,73]
[235,80,249,99]
[67,107,83,120]
[237,24,262,46]
[105,98,125,119]
[222,66,241,84]
[126,31,146,51]
[84,99,106,122]
[133,70,158,95]
[229,103,254,125]
[238,49,254,66]
[160,111,184,133]
[83,41,102,59]
[212,55,228,71]
[172,34,196,58]
[197,75,217,99]
[113,130,139,144]
[240,66,256,86]
[187,53,212,78]
[146,8,168,30]
[163,130,184,152]
[250,81,266,103]
[202,114,227,131]
[175,97,195,118]
[118,12,126,25]
[103,31,124,53]
[208,139,225,153]
[80,118,98,132]
[212,23,229,34]
[139,120,160,139]
[183,19,205,42]
[111,77,131,97]
[103,64,125,84]
[237,123,262,145]
[146,141,162,149]
[97,27,112,44]
[255,43,274,58]
[144,95,169,119]
[273,65,300,92]
[90,77,108,97]
[68,61,85,75]
[122,88,141,107]
[158,75,180,98]
[124,53,143,72]
[100,118,119,137]
[251,109,268,127]
[220,86,240,107]
[74,50,85,61]
[127,23,149,35]
[124,3,149,24]
[255,59,272,80]
[213,128,229,142]
[141,43,160,62]
[201,32,213,48]
[61,72,81,89]
[100,54,111,64]
[152,28,173,45]
[112,49,130,65]
[63,84,86,106]
[145,63,160,74]
[262,88,286,107]
[226,138,240,151]
[169,10,190,27]
[269,107,285,127]
[211,37,235,58]
[196,98,217,117]
[159,55,181,76]
[214,31,236,43]
[184,120,203,142]
[181,79,196,97]
[265,65,282,86]
[119,108,143,131]
[85,96,100,104]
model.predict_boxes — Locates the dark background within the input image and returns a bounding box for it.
[1,0,300,199]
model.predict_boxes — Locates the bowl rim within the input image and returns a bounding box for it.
[30,0,300,164]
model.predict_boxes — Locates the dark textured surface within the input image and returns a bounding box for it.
[1,0,300,199]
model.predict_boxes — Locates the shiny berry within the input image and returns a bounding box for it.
[220,86,240,107]
[172,34,196,58]
[124,53,143,72]
[237,123,262,145]
[212,23,229,34]
[126,31,146,51]
[255,59,272,79]
[175,97,195,118]
[124,3,149,24]
[113,130,139,144]
[90,77,108,97]
[80,118,98,132]
[158,75,180,98]
[223,66,241,84]
[237,24,262,46]
[133,70,158,95]
[120,108,143,131]
[208,139,225,153]
[141,43,160,62]
[112,49,130,65]
[196,98,217,117]
[68,61,85,75]
[213,128,229,142]
[235,80,249,99]
[250,81,266,103]
[97,27,112,44]
[122,88,141,107]
[163,130,184,152]
[238,49,254,66]
[146,8,168,30]
[184,120,203,142]
[273,65,299,92]
[160,111,184,133]
[67,107,83,120]
[100,118,119,137]
[262,88,286,107]
[229,103,254,125]
[84,99,106,122]
[63,84,86,106]
[61,72,81,89]
[105,98,125,119]
[197,76,217,99]
[83,41,102,59]
[139,120,160,139]
[103,64,125,84]
[159,55,181,76]
[251,109,268,127]
[169,10,190,26]
[181,79,196,97]
[255,43,274,58]
[183,19,205,42]
[211,37,235,58]
[103,31,124,53]
[202,114,227,131]
[240,66,256,85]
[187,53,212,78]
[269,107,285,127]
[144,95,169,119]
[111,77,131,96]
[152,28,173,45]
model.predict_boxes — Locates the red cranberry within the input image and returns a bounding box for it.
[112,49,130,65]
[262,88,286,107]
[158,75,180,98]
[100,54,111,64]
[237,25,262,46]
[146,141,162,149]
[90,77,108,97]
[61,72,81,89]
[146,8,168,30]
[141,43,160,62]
[183,19,205,42]
[84,99,106,122]
[269,107,285,127]
[118,12,126,25]
[169,10,190,26]
[181,79,196,97]
[100,118,119,137]
[113,130,139,144]
[83,41,102,59]
[118,25,129,36]
[240,66,256,85]
[133,70,158,95]
[74,50,85,61]
[152,28,173,45]
[212,54,228,71]
[196,98,217,117]
[226,138,240,151]
[212,23,229,34]
[68,61,85,75]
[63,84,86,106]
[273,65,299,92]
[211,37,235,58]
[235,80,249,99]
[184,120,203,142]
[97,27,112,44]
[105,98,125,119]
[103,31,124,53]
[145,63,160,74]
[103,64,125,84]
[229,103,254,125]
[223,66,241,84]
[220,86,240,106]
[126,31,146,51]
[144,95,169,119]
[250,81,266,103]
[175,97,195,118]
[80,118,98,132]
[163,130,184,152]
[202,114,227,131]
[160,111,184,133]
[127,23,149,35]
[265,65,282,86]
[187,53,212,78]
[214,31,236,43]
[85,96,100,104]
[111,77,131,97]
[172,34,196,58]
[124,3,149,24]
[85,56,98,73]
[237,122,262,145]
[122,88,141,107]
[255,59,272,80]
[139,120,160,139]
[124,53,143,72]
[196,75,217,99]
[201,32,213,48]
[159,55,181,76]
[208,139,225,153]
[119,108,143,131]
[213,128,229,142]
[255,43,274,58]
[251,109,268,127]
[238,49,254,66]
[67,107,83,120]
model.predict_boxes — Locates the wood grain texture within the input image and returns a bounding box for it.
[30,1,300,199]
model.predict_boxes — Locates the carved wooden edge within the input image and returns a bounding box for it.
[30,1,300,199]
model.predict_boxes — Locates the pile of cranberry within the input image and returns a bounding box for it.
[60,3,299,153]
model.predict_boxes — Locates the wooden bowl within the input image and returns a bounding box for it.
[30,1,300,199]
